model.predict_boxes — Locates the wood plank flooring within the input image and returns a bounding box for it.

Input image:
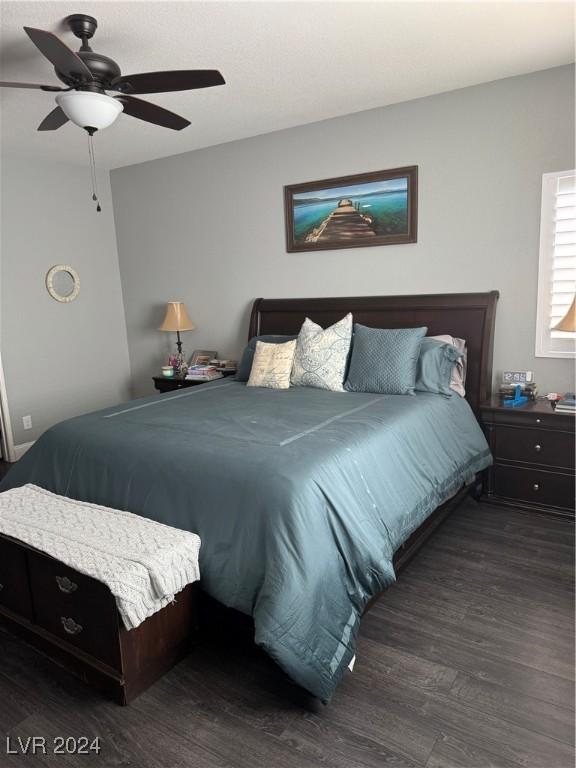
[0,499,573,768]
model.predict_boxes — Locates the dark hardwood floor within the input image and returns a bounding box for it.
[0,499,573,768]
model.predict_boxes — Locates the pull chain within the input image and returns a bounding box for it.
[86,130,101,212]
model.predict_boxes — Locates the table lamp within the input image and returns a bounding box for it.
[553,296,576,333]
[159,302,195,356]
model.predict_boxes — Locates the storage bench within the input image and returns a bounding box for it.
[0,532,199,704]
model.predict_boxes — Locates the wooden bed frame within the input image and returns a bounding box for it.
[204,292,498,656]
[249,291,498,578]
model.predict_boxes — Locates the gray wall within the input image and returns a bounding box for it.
[0,156,131,445]
[111,66,575,399]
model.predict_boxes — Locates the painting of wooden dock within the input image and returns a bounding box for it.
[284,166,417,252]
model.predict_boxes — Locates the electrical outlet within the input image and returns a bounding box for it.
[22,415,32,430]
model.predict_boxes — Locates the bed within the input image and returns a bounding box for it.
[1,291,498,702]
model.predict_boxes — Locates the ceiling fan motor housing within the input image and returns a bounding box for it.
[77,52,120,89]
[54,50,121,91]
[57,14,121,91]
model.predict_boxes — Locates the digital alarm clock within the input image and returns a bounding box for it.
[502,370,534,384]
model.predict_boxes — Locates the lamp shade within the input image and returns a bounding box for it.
[159,302,195,332]
[553,296,576,333]
[56,92,123,130]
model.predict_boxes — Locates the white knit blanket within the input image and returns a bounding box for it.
[0,484,201,630]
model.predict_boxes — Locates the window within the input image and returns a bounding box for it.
[535,170,576,358]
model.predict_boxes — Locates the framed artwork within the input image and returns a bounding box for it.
[189,350,217,366]
[284,166,418,252]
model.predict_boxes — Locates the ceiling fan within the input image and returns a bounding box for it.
[0,13,225,133]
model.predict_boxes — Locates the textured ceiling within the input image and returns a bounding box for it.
[0,1,573,170]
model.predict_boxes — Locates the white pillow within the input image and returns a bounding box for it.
[291,313,353,392]
[430,334,467,397]
[247,339,296,389]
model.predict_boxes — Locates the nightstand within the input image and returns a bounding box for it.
[153,371,236,393]
[480,397,575,519]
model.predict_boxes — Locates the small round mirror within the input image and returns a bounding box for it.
[46,265,80,303]
[52,270,76,297]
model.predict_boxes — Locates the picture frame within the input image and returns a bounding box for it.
[284,166,418,253]
[189,350,217,366]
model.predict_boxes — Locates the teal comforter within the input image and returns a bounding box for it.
[1,381,491,701]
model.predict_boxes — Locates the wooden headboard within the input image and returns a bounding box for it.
[248,292,499,413]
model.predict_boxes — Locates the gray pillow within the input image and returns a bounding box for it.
[429,334,467,397]
[345,324,427,395]
[415,338,463,397]
[236,335,297,381]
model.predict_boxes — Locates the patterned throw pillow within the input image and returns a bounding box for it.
[247,340,297,389]
[345,324,427,395]
[291,313,353,392]
[236,335,298,382]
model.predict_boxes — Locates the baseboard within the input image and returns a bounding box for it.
[13,441,34,460]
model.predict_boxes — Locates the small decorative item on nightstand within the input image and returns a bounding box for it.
[168,354,187,377]
[481,396,575,518]
[501,384,529,408]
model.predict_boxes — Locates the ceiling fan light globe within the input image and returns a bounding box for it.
[55,91,123,130]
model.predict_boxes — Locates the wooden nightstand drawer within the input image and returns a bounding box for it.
[0,536,33,620]
[494,426,575,470]
[153,376,199,393]
[491,409,575,432]
[493,465,575,512]
[28,550,121,669]
[153,371,235,393]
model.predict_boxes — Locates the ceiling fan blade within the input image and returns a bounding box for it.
[0,80,67,91]
[24,27,93,83]
[115,95,190,131]
[111,70,225,95]
[37,106,69,131]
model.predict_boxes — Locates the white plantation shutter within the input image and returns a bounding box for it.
[535,170,576,358]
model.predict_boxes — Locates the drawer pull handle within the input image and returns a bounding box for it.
[533,483,540,492]
[535,418,541,424]
[61,617,83,635]
[534,444,542,452]
[56,576,78,594]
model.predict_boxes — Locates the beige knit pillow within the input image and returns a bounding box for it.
[247,340,297,389]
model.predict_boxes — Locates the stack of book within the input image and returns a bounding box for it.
[499,382,538,401]
[210,358,237,374]
[185,365,223,382]
[555,393,576,414]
